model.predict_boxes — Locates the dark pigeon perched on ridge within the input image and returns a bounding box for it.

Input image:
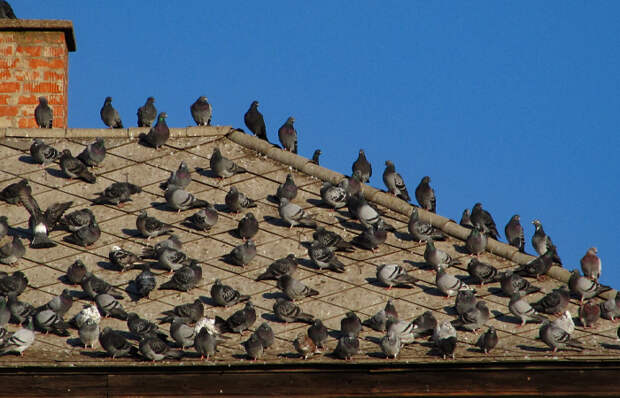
[311,149,321,165]
[190,96,212,126]
[92,182,141,207]
[34,97,53,128]
[59,149,96,183]
[383,160,410,201]
[139,112,169,149]
[100,96,123,128]
[30,138,60,166]
[278,116,298,153]
[415,176,436,213]
[244,100,268,141]
[0,1,17,19]
[77,137,106,168]
[505,214,525,252]
[470,203,499,240]
[352,149,372,183]
[531,220,562,265]
[137,97,157,127]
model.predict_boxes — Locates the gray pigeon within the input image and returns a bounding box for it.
[0,179,31,205]
[254,322,274,349]
[277,275,319,301]
[34,96,53,128]
[312,227,353,252]
[531,286,570,315]
[539,321,583,352]
[424,240,460,271]
[30,138,60,165]
[311,149,321,165]
[380,330,401,359]
[137,96,157,127]
[408,207,446,242]
[159,261,202,292]
[568,269,610,304]
[276,174,297,200]
[455,290,477,316]
[237,212,258,240]
[225,239,256,267]
[100,96,123,128]
[190,96,212,126]
[99,327,136,358]
[136,210,173,239]
[415,176,436,213]
[308,240,345,272]
[470,203,499,240]
[139,112,169,149]
[580,247,601,282]
[279,197,316,228]
[80,272,123,300]
[294,333,317,360]
[382,160,410,201]
[59,149,96,183]
[165,185,208,211]
[600,291,620,321]
[320,181,348,209]
[133,263,157,299]
[342,174,362,197]
[352,222,387,252]
[499,270,540,297]
[243,333,264,360]
[64,220,100,248]
[159,299,203,324]
[467,258,499,286]
[465,226,487,256]
[460,209,474,229]
[218,301,256,333]
[92,182,141,206]
[0,271,28,297]
[433,320,457,360]
[62,208,95,232]
[78,319,100,349]
[452,301,489,333]
[0,235,25,265]
[0,297,10,328]
[66,259,88,285]
[7,293,34,325]
[37,288,72,317]
[376,264,418,289]
[126,313,166,341]
[225,186,256,213]
[194,327,218,360]
[0,319,35,357]
[170,317,196,348]
[273,298,314,323]
[278,116,298,153]
[436,266,472,297]
[140,336,183,361]
[154,247,192,273]
[160,161,191,190]
[505,214,525,252]
[210,147,246,178]
[409,311,438,337]
[256,254,297,281]
[347,192,395,231]
[509,293,547,327]
[340,311,362,338]
[476,326,498,354]
[514,246,557,280]
[244,100,267,141]
[185,205,218,231]
[334,335,359,360]
[77,137,106,168]
[108,246,140,272]
[531,219,562,264]
[95,293,128,320]
[34,309,69,336]
[0,217,6,242]
[352,149,372,183]
[308,319,328,349]
[211,279,250,307]
[363,300,398,332]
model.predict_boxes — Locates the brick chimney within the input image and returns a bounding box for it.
[0,20,75,128]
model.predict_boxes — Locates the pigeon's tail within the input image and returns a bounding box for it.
[296,313,315,324]
[141,247,157,259]
[382,222,396,232]
[112,308,128,321]
[430,231,447,241]
[166,348,184,359]
[30,233,56,249]
[53,323,70,337]
[553,253,563,265]
[335,240,355,252]
[191,199,210,209]
[532,314,548,323]
[328,259,346,273]
[245,200,257,209]
[299,218,317,229]
[238,295,251,303]
[214,316,230,334]
[159,280,180,291]
[79,170,97,184]
[255,271,275,281]
[397,191,411,202]
[362,318,383,332]
[233,165,247,175]
[114,121,124,129]
[396,274,419,286]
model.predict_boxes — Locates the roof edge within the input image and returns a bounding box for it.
[0,19,76,51]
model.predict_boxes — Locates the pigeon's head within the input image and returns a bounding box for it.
[512,214,520,222]
[158,112,168,119]
[587,247,598,255]
[473,203,483,210]
[313,319,324,327]
[214,278,222,285]
[359,149,365,155]
[111,245,122,252]
[198,96,208,103]
[104,96,112,103]
[146,97,155,104]
[531,219,541,227]
[38,96,48,105]
[179,161,188,169]
[212,147,221,157]
[286,116,295,124]
[33,138,44,145]
[421,176,431,184]
[251,100,259,107]
[62,149,72,156]
[385,160,394,167]
[286,253,297,261]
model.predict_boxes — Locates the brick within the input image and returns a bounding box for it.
[0,33,16,43]
[47,96,64,105]
[0,106,19,117]
[0,95,9,105]
[18,118,38,128]
[14,70,40,81]
[22,82,63,94]
[43,71,65,81]
[0,82,20,92]
[0,58,19,68]
[28,58,65,69]
[43,46,66,57]
[18,95,38,105]
[0,70,11,80]
[0,45,15,56]
[16,45,42,57]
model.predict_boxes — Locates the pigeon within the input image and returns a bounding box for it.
[95,293,128,320]
[71,304,101,329]
[0,271,28,297]
[340,311,362,338]
[160,161,191,190]
[433,321,457,359]
[531,286,570,315]
[553,310,576,334]
[194,327,218,360]
[126,313,166,341]
[467,258,499,286]
[210,147,246,178]
[313,227,353,252]
[452,301,489,333]
[34,96,53,128]
[78,319,100,349]
[34,309,69,336]
[380,330,401,359]
[256,254,297,281]
[408,207,446,242]
[190,96,212,126]
[273,298,314,324]
[0,319,34,356]
[319,181,348,209]
[376,264,418,289]
[0,217,7,242]
[352,222,387,252]
[465,226,487,256]
[455,290,477,317]
[352,149,372,183]
[279,197,316,228]
[211,279,250,307]
[308,240,345,273]
[347,192,394,231]
[531,219,562,264]
[59,149,96,183]
[342,174,362,197]
[153,247,192,273]
[579,301,600,328]
[294,333,317,360]
[80,272,123,300]
[0,179,32,205]
[363,300,398,332]
[0,235,25,265]
[237,212,258,240]
[0,0,16,19]
[382,160,410,201]
[385,319,419,344]
[133,263,156,299]
[28,200,72,248]
[108,246,140,272]
[539,321,583,352]
[77,137,106,168]
[244,100,267,141]
[509,293,547,327]
[64,220,100,248]
[334,334,359,360]
[165,185,208,211]
[99,327,137,358]
[308,319,328,349]
[185,205,218,231]
[140,336,183,361]
[460,209,474,229]
[170,317,196,348]
[254,322,275,349]
[424,240,460,271]
[580,247,601,281]
[243,333,264,360]
[100,97,123,128]
[476,326,498,354]
[139,112,169,149]
[159,299,204,324]
[36,288,73,317]
[225,186,256,213]
[499,270,540,297]
[7,293,35,325]
[136,210,173,239]
[159,261,202,292]
[470,203,499,240]
[0,298,9,328]
[62,208,95,232]
[92,182,141,206]
[514,246,557,280]
[137,96,157,127]
[311,149,321,165]
[278,116,297,153]
[151,234,183,254]
[415,176,436,213]
[569,269,610,304]
[436,266,472,297]
[408,311,438,338]
[276,174,298,201]
[600,291,620,321]
[218,301,256,333]
[277,275,319,301]
[30,138,60,165]
[505,215,525,252]
[65,259,88,285]
[225,239,256,267]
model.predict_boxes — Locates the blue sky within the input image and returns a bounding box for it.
[17,1,620,286]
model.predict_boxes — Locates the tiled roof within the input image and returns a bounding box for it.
[0,126,617,368]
